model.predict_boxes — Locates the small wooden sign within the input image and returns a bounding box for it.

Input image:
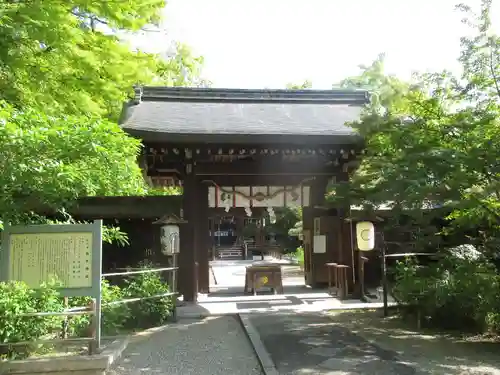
[313,217,321,235]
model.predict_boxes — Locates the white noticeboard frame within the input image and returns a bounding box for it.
[0,220,103,349]
[313,235,326,254]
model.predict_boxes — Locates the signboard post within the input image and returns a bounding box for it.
[0,220,103,349]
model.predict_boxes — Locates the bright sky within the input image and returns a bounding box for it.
[132,0,500,89]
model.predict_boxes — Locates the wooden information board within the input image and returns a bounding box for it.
[0,220,103,349]
[9,232,93,289]
[0,220,102,298]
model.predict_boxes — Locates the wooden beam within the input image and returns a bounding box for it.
[188,160,339,176]
[143,143,363,159]
[61,196,183,219]
[208,207,269,217]
[197,174,326,186]
[146,150,360,176]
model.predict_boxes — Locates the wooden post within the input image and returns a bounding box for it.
[303,177,328,287]
[197,183,210,293]
[61,297,69,339]
[209,217,216,260]
[235,217,245,260]
[302,208,314,286]
[87,299,97,355]
[235,216,243,245]
[382,242,389,317]
[179,162,198,302]
[171,253,178,322]
[357,252,369,302]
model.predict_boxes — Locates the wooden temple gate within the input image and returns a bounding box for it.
[121,86,370,302]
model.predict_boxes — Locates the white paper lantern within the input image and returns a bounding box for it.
[160,224,180,254]
[356,221,375,251]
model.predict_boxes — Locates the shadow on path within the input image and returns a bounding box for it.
[327,310,500,375]
[246,312,417,374]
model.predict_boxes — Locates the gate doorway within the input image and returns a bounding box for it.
[121,86,370,303]
[192,257,355,315]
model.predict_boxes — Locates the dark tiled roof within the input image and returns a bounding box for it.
[121,87,369,145]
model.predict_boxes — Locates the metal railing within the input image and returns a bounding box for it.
[0,266,178,356]
[101,266,179,321]
[246,243,283,260]
[0,300,98,354]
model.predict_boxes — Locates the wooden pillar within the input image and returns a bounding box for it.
[303,177,328,287]
[235,216,244,245]
[208,217,215,260]
[337,171,355,292]
[256,219,264,247]
[197,182,210,293]
[302,206,314,286]
[179,162,198,302]
[341,214,355,292]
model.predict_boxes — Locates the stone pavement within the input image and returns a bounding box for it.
[178,259,396,318]
[107,316,262,375]
[243,312,419,375]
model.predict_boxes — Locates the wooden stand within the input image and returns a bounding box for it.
[336,265,350,299]
[358,255,369,301]
[326,263,350,300]
[326,263,338,295]
[244,265,284,295]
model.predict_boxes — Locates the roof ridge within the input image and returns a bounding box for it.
[135,86,370,105]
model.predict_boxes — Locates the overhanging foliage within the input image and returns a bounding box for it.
[331,0,500,253]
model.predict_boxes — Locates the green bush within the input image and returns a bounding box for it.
[485,311,500,333]
[392,254,500,332]
[0,267,174,360]
[70,266,174,333]
[100,280,131,333]
[122,267,173,329]
[68,279,130,337]
[0,281,64,359]
[293,246,305,269]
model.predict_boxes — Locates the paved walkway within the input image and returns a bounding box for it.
[179,259,396,318]
[108,316,262,375]
[108,260,403,374]
[244,312,418,375]
[326,309,500,375]
[105,310,499,375]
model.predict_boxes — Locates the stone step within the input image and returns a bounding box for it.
[216,245,244,259]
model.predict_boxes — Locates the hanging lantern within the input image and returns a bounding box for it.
[356,221,375,251]
[154,214,187,255]
[267,206,276,224]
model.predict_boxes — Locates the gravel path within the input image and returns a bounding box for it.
[108,316,262,375]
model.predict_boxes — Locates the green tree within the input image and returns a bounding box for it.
[286,80,313,89]
[0,102,146,223]
[0,0,206,119]
[332,0,500,253]
[0,0,208,221]
[339,53,410,113]
[328,1,500,332]
[155,42,212,88]
[266,207,302,251]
